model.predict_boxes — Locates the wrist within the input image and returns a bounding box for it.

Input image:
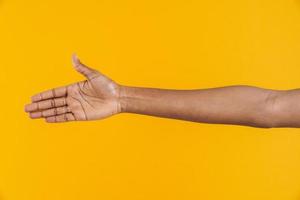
[118,85,130,113]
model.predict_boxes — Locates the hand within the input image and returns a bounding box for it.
[25,54,122,123]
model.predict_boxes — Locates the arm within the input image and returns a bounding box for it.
[119,85,279,128]
[24,54,293,128]
[263,89,300,128]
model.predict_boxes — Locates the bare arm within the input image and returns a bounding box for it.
[264,89,300,128]
[24,55,295,128]
[119,85,280,128]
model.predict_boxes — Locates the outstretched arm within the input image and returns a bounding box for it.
[24,55,296,128]
[119,85,279,128]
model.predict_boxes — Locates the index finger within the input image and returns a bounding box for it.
[31,86,68,102]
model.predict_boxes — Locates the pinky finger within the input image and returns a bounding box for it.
[45,113,76,123]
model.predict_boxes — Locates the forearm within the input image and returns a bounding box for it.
[119,85,280,128]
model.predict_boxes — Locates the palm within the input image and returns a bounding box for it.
[67,77,120,121]
[25,54,121,123]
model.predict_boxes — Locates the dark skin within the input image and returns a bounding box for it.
[25,54,298,128]
[25,54,121,122]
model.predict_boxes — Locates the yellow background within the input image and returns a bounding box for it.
[1,0,300,199]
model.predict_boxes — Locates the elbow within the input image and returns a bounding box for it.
[252,120,276,129]
[258,121,277,129]
[252,114,278,129]
[259,90,284,129]
[252,90,283,129]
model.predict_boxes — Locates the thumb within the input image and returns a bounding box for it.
[71,53,100,80]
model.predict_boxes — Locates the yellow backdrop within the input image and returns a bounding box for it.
[1,0,300,199]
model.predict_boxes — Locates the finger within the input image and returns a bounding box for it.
[72,53,100,80]
[29,106,71,119]
[31,86,67,102]
[25,97,67,112]
[45,113,76,123]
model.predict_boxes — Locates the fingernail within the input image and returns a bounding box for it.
[71,53,78,65]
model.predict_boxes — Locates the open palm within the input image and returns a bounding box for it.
[25,54,121,122]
